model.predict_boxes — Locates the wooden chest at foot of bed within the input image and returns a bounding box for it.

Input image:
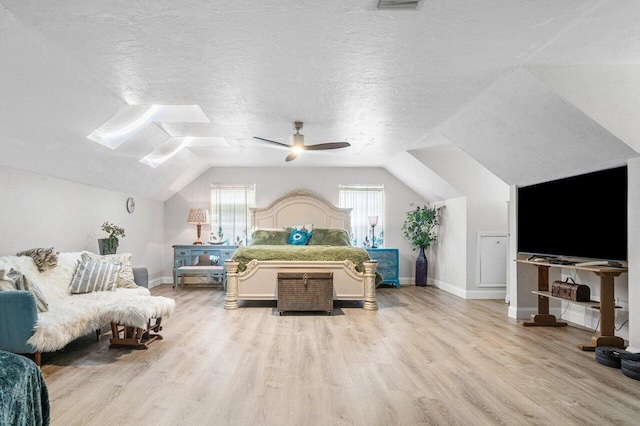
[277,270,333,314]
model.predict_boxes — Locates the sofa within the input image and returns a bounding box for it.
[0,251,174,365]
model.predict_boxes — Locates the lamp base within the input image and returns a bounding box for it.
[193,224,204,245]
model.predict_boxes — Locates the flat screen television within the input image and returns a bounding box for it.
[517,166,627,262]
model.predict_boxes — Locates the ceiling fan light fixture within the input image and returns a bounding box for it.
[254,121,350,162]
[291,132,304,145]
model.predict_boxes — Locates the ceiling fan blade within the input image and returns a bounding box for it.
[285,152,298,162]
[253,136,291,148]
[304,142,351,151]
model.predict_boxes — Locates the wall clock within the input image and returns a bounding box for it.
[126,197,135,214]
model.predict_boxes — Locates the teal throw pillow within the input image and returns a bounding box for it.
[288,229,312,245]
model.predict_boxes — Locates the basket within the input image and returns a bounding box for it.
[277,270,333,314]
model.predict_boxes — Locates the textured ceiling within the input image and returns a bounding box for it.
[0,1,638,200]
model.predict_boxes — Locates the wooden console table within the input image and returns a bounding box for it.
[517,259,627,351]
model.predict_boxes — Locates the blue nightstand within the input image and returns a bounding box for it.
[365,248,400,288]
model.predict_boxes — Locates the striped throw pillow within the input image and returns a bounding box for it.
[81,252,137,289]
[6,269,49,312]
[69,261,120,294]
[16,247,59,272]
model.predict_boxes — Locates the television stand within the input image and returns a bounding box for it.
[516,259,627,351]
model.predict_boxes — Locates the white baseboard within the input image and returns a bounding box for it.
[430,279,506,300]
[430,279,466,298]
[148,276,172,289]
[465,289,507,300]
[507,306,538,320]
[399,277,413,286]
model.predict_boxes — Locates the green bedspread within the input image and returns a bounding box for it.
[231,245,382,284]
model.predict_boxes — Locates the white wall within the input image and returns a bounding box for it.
[628,158,640,349]
[411,149,510,298]
[428,197,467,297]
[0,165,166,284]
[164,167,430,280]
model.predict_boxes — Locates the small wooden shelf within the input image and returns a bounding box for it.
[531,290,599,309]
[531,291,622,310]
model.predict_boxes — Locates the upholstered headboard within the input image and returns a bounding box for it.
[251,189,351,231]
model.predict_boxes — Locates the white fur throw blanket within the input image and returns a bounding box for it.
[26,288,161,352]
[98,296,175,329]
[2,251,176,353]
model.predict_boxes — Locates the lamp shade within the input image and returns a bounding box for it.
[187,208,210,225]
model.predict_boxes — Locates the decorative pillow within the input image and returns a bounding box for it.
[0,278,16,292]
[308,228,352,246]
[251,229,290,245]
[69,261,119,294]
[288,229,312,245]
[4,268,48,312]
[15,247,58,272]
[81,252,137,288]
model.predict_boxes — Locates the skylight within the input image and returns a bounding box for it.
[140,136,228,168]
[87,105,210,149]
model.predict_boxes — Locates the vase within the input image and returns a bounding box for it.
[98,238,118,255]
[415,246,428,287]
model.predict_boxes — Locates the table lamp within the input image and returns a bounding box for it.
[187,208,210,245]
[368,216,379,248]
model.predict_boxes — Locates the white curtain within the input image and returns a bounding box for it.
[339,185,384,247]
[210,185,256,245]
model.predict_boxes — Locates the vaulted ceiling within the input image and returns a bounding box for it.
[1,1,638,200]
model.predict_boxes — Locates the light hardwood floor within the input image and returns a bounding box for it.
[41,285,640,425]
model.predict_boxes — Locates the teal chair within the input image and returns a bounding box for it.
[0,291,39,365]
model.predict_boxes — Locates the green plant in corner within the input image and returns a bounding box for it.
[99,222,126,255]
[401,204,443,250]
[401,204,443,287]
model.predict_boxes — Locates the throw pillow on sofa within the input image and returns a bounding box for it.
[81,252,137,289]
[0,274,17,291]
[15,247,58,272]
[2,268,49,312]
[69,261,120,294]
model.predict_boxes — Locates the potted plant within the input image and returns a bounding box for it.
[99,222,125,255]
[401,204,443,287]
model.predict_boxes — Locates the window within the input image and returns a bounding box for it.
[339,185,384,247]
[210,184,256,246]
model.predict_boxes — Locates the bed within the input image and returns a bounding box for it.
[224,188,378,310]
[0,350,50,426]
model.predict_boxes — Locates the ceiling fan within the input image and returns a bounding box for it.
[254,121,351,162]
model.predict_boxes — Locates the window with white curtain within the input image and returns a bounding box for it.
[210,184,256,246]
[339,185,384,248]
